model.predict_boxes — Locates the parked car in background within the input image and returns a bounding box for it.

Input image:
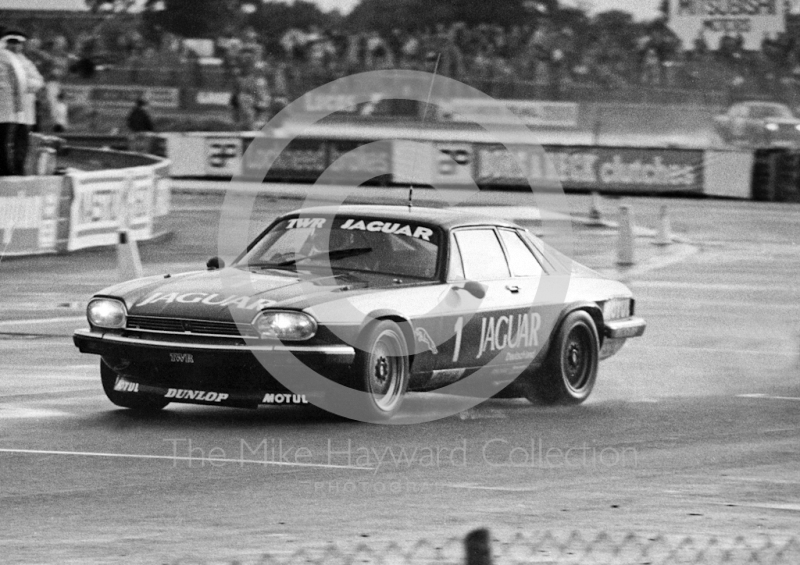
[714,101,800,147]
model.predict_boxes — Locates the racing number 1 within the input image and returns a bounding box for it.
[452,316,464,362]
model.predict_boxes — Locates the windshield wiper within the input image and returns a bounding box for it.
[270,247,374,267]
[247,248,374,269]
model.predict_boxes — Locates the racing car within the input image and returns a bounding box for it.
[73,205,646,420]
[713,101,800,147]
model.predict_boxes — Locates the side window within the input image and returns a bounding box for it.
[447,235,466,281]
[454,229,511,280]
[499,229,544,277]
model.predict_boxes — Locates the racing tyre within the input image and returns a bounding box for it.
[100,360,170,413]
[527,311,599,405]
[352,320,410,420]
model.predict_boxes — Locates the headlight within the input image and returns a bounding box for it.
[765,123,779,131]
[87,298,127,329]
[254,311,317,340]
[602,298,631,321]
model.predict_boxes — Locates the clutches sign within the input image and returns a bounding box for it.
[477,145,702,192]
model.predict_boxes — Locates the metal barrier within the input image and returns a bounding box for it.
[167,530,800,565]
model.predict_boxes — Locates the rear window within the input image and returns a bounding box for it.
[454,229,511,280]
[499,229,544,277]
[750,104,793,119]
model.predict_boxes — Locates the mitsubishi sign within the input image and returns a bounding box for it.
[669,0,785,50]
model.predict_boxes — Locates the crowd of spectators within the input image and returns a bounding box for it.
[11,12,800,129]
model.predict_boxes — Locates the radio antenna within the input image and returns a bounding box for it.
[409,52,441,212]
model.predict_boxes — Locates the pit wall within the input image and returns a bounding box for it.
[0,145,170,257]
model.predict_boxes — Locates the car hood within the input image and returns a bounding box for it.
[100,267,384,322]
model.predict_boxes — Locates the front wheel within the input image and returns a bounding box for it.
[524,311,599,405]
[100,360,170,413]
[352,320,410,420]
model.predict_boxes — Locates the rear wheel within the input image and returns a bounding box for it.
[352,320,410,420]
[100,360,169,413]
[523,311,599,405]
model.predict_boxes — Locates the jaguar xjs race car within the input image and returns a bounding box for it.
[73,205,645,420]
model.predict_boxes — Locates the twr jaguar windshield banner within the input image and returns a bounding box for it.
[276,216,440,244]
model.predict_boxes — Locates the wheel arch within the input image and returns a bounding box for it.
[554,302,604,347]
[357,309,416,365]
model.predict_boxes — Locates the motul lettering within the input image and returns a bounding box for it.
[261,393,309,404]
[165,388,230,402]
[114,379,139,393]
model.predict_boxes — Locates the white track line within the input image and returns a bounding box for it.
[737,394,800,402]
[631,281,800,293]
[0,448,374,470]
[629,345,796,356]
[0,316,85,327]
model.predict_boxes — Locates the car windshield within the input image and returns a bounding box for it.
[240,215,441,280]
[750,104,793,119]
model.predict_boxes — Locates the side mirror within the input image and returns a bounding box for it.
[460,280,487,299]
[206,256,225,270]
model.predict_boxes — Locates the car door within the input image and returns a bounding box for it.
[428,227,545,380]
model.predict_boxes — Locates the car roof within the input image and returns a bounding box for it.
[280,205,521,231]
[740,101,791,111]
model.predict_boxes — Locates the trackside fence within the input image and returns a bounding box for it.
[168,529,800,565]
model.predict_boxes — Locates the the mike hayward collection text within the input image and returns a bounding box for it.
[164,438,638,470]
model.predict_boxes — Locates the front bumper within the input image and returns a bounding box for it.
[73,329,355,361]
[604,317,646,339]
[74,329,356,403]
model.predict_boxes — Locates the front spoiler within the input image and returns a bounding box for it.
[604,317,646,339]
[112,375,318,409]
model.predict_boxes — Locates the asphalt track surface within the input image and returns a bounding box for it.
[1,188,799,564]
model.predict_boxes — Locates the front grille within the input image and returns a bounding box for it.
[126,315,259,338]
